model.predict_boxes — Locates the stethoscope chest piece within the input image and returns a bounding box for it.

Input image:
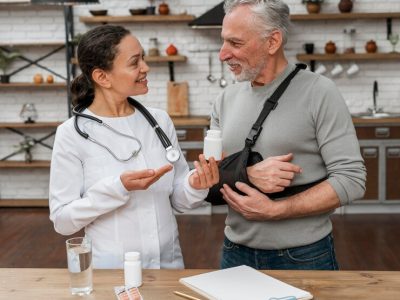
[166,146,180,163]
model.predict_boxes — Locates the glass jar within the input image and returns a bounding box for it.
[343,28,356,54]
[20,103,38,123]
[148,38,159,57]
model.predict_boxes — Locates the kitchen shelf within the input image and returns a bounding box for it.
[0,41,65,47]
[297,52,400,62]
[0,122,61,129]
[0,160,51,168]
[0,199,48,207]
[0,83,67,88]
[71,55,187,81]
[290,12,400,21]
[144,55,187,63]
[71,55,187,65]
[79,14,195,24]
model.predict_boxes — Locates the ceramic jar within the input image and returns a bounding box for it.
[325,41,337,54]
[158,2,169,15]
[33,73,43,84]
[306,2,321,14]
[166,44,178,56]
[365,40,378,53]
[338,0,353,13]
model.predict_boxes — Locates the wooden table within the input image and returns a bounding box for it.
[0,268,399,299]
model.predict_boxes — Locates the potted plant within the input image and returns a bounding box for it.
[302,0,324,14]
[0,49,20,83]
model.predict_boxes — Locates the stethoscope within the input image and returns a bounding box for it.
[72,97,181,163]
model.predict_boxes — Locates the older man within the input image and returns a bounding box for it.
[210,0,366,270]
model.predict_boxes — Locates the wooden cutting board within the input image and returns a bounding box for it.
[167,81,189,117]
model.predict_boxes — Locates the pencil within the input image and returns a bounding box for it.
[173,290,202,300]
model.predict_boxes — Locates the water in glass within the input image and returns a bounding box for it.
[66,238,93,295]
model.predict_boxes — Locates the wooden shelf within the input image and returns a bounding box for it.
[0,199,48,207]
[71,55,187,65]
[297,52,400,62]
[0,160,50,168]
[0,41,65,47]
[0,122,61,129]
[290,12,400,21]
[80,14,195,24]
[0,82,67,88]
[144,55,187,63]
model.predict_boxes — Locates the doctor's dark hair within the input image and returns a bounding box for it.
[223,0,290,45]
[70,25,130,106]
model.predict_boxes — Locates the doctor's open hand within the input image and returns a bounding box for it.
[120,164,173,191]
[189,154,219,190]
[247,153,302,193]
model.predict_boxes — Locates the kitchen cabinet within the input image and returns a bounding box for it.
[354,120,400,203]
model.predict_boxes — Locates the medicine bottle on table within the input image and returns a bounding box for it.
[124,252,142,287]
[203,129,222,161]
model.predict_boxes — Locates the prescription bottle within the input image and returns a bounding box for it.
[124,252,142,287]
[203,129,222,160]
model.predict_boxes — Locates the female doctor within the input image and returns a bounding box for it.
[49,25,219,269]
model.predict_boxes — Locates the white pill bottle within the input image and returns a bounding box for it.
[203,129,222,161]
[124,252,142,287]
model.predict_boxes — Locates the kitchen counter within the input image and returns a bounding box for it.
[171,116,400,127]
[171,116,209,127]
[352,117,400,125]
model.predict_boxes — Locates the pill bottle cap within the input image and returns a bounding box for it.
[206,129,221,138]
[125,252,140,261]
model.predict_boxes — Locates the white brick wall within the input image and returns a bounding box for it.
[1,0,400,200]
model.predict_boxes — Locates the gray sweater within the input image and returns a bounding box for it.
[211,63,366,249]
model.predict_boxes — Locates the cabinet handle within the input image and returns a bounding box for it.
[362,148,378,158]
[375,127,390,138]
[176,129,187,141]
[387,148,400,158]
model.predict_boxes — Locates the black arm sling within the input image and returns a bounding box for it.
[205,63,325,205]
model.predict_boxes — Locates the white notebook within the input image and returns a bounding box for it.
[179,265,313,300]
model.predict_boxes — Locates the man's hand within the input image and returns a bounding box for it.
[120,164,173,191]
[189,154,220,190]
[247,153,302,193]
[220,182,281,221]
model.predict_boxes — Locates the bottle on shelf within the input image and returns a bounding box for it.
[148,38,160,57]
[343,28,356,53]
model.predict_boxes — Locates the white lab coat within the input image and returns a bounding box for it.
[49,107,208,269]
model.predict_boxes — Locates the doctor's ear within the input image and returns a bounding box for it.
[91,68,111,88]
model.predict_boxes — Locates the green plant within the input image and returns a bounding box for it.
[302,0,324,3]
[0,49,20,75]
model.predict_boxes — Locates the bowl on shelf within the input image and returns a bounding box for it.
[89,10,108,16]
[129,8,147,15]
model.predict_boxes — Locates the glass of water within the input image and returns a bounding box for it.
[66,237,93,295]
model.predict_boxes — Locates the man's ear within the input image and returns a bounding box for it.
[267,30,283,55]
[92,68,111,88]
